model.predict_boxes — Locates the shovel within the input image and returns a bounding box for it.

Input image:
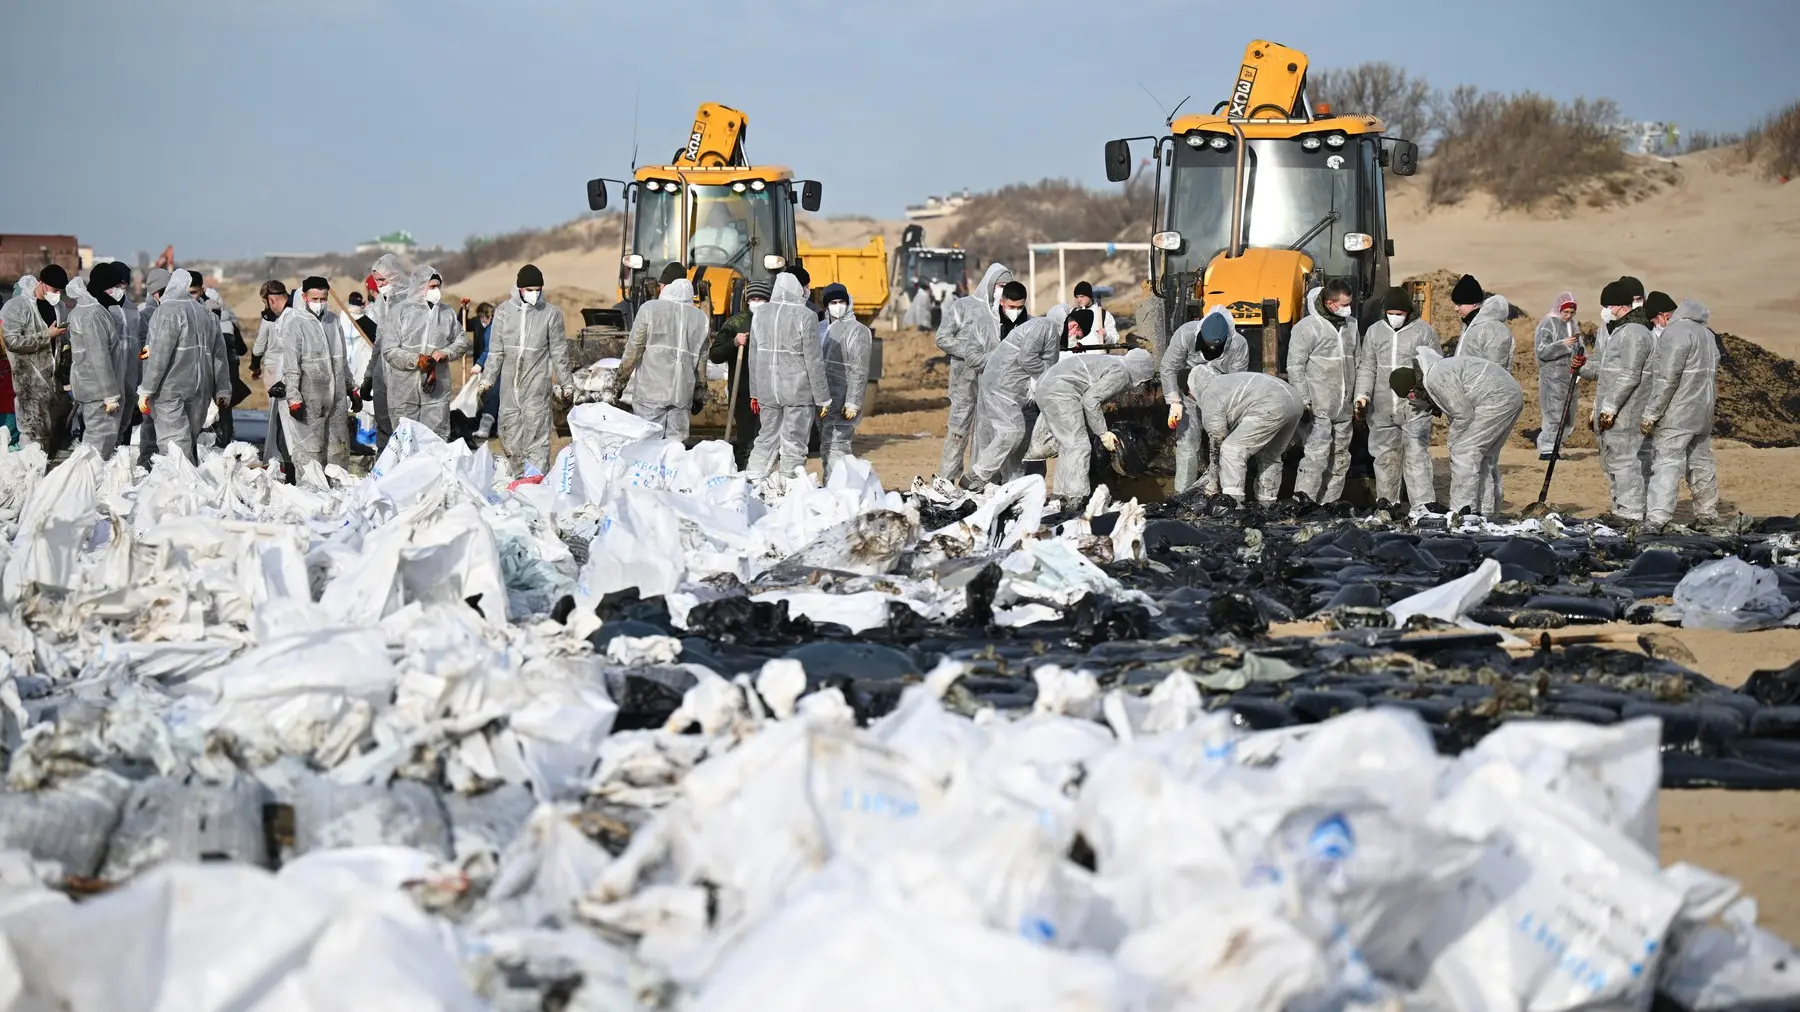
[724,341,746,443]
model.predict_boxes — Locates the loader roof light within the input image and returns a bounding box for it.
[1325,133,1347,149]
[1185,133,1205,147]
[1301,135,1322,151]
[1208,135,1230,150]
[732,181,747,193]
[1151,230,1183,251]
[750,179,766,191]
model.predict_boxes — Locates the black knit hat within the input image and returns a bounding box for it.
[1383,286,1413,315]
[745,280,771,301]
[1066,308,1094,337]
[1000,280,1028,301]
[301,276,329,294]
[820,283,849,306]
[1199,311,1232,345]
[516,264,545,288]
[1600,281,1629,308]
[1617,276,1646,302]
[659,261,687,284]
[1073,280,1093,299]
[38,264,67,290]
[1450,274,1483,305]
[1644,291,1677,317]
[1389,366,1419,398]
[88,263,116,289]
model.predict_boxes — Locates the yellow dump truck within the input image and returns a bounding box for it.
[796,235,889,324]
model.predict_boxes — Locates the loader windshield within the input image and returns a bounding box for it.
[631,182,798,287]
[1163,135,1373,279]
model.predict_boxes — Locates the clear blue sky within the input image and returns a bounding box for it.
[5,0,1795,263]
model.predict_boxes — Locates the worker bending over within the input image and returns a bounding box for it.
[1163,307,1248,494]
[1287,281,1358,503]
[1640,295,1720,527]
[1354,287,1441,506]
[1032,347,1155,505]
[1389,348,1522,516]
[819,283,872,481]
[1189,369,1304,504]
[965,310,1066,488]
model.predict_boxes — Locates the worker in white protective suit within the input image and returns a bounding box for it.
[97,262,142,452]
[366,253,409,451]
[251,280,293,470]
[818,283,872,481]
[383,265,468,440]
[965,310,1067,488]
[746,271,830,484]
[1163,307,1248,494]
[65,274,122,458]
[136,269,231,463]
[935,262,1012,481]
[481,264,571,474]
[1587,281,1657,522]
[1354,286,1442,506]
[616,276,708,441]
[1390,347,1523,515]
[1287,281,1358,502]
[1188,368,1304,503]
[1032,347,1155,505]
[1450,273,1515,371]
[1533,291,1583,459]
[277,277,351,475]
[1639,295,1720,526]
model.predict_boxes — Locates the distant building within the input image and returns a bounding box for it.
[0,234,80,288]
[905,189,972,221]
[355,230,420,255]
[1614,121,1680,158]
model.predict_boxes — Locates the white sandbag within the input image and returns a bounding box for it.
[98,776,271,882]
[1115,892,1335,1011]
[471,805,614,932]
[1463,716,1662,857]
[1660,897,1800,1010]
[0,773,129,879]
[443,783,537,880]
[289,777,453,861]
[3,445,102,600]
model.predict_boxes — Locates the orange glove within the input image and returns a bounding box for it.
[750,398,760,415]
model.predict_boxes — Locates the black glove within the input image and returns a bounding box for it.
[359,377,374,402]
[249,354,263,375]
[289,400,307,423]
[348,385,362,411]
[267,380,287,400]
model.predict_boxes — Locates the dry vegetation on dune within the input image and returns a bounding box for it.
[940,177,1151,278]
[1744,100,1800,180]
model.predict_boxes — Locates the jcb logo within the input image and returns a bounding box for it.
[1228,64,1257,118]
[684,122,705,162]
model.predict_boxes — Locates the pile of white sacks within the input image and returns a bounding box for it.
[0,405,1791,1009]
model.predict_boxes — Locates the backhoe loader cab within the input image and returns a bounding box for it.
[1105,40,1419,373]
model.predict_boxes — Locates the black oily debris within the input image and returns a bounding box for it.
[577,502,1800,791]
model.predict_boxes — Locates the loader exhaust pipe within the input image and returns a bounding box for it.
[1228,124,1247,258]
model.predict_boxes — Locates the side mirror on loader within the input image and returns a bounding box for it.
[1104,139,1132,183]
[1391,140,1420,177]
[801,180,823,212]
[586,179,608,211]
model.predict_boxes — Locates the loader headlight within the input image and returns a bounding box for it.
[1209,135,1230,150]
[1325,133,1347,148]
[1186,133,1205,147]
[763,255,787,270]
[732,182,748,193]
[1301,135,1322,151]
[644,180,661,191]
[750,179,766,191]
[1151,231,1184,251]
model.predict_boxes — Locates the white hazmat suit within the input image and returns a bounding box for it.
[1355,308,1440,505]
[1533,293,1581,455]
[746,273,830,481]
[483,289,570,475]
[934,263,1010,481]
[1287,287,1358,502]
[968,316,1061,485]
[1641,300,1720,525]
[1415,347,1523,515]
[1163,308,1249,493]
[1032,348,1154,504]
[1190,369,1304,503]
[819,300,873,481]
[620,278,709,441]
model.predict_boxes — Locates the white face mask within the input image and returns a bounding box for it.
[308,300,327,316]
[827,302,850,320]
[1600,307,1616,322]
[377,283,393,297]
[1385,312,1407,330]
[1632,298,1644,309]
[1003,307,1022,321]
[42,291,61,306]
[348,306,364,319]
[107,286,126,301]
[521,290,540,306]
[747,300,766,311]
[424,288,442,305]
[1331,304,1352,318]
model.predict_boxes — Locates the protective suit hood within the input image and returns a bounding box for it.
[65,277,96,308]
[1415,345,1445,381]
[1474,294,1511,325]
[404,265,439,306]
[162,269,194,303]
[370,253,407,286]
[977,263,1013,309]
[1674,300,1710,325]
[772,272,807,305]
[660,278,695,303]
[1304,286,1325,318]
[1549,291,1576,316]
[1122,347,1154,385]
